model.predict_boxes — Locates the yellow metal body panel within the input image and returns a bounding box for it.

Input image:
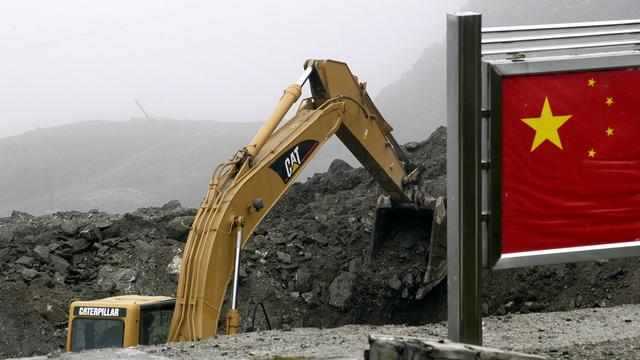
[66,295,172,351]
[168,59,413,341]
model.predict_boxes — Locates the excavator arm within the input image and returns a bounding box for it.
[167,60,445,342]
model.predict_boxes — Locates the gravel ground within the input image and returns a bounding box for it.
[29,303,640,360]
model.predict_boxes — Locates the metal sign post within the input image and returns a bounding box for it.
[446,12,482,346]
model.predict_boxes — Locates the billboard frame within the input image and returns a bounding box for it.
[486,53,640,270]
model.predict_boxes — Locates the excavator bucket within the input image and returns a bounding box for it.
[372,195,447,295]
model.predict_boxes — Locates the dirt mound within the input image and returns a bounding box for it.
[0,203,188,357]
[231,128,449,333]
[1,126,639,358]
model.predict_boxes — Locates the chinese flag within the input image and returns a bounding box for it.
[501,67,640,254]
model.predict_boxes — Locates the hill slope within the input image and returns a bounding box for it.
[0,119,360,216]
[0,119,263,216]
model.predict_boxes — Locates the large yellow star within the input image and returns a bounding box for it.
[521,97,572,152]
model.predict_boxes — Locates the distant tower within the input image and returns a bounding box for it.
[46,161,55,213]
[135,99,152,120]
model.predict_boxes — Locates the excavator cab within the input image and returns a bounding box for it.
[66,296,175,351]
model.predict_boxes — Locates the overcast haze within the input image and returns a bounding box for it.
[0,0,467,138]
[3,0,638,216]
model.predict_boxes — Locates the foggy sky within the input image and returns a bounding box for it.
[0,0,467,138]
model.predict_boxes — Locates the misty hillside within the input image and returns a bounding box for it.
[4,0,640,216]
[375,0,640,143]
[0,119,360,216]
[0,119,263,216]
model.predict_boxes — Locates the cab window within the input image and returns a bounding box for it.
[139,307,173,345]
[70,318,124,351]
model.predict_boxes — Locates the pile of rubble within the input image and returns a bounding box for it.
[2,126,640,358]
[233,127,449,332]
[0,202,191,357]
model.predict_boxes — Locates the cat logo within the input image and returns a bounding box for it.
[285,146,302,178]
[270,140,319,184]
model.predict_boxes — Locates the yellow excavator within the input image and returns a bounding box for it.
[66,59,447,351]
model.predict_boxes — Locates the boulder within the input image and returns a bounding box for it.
[47,242,61,252]
[36,231,56,244]
[79,225,103,242]
[48,255,70,276]
[134,240,154,262]
[166,255,182,276]
[161,200,184,215]
[295,269,312,292]
[348,258,363,273]
[272,236,287,245]
[11,210,33,220]
[21,268,40,282]
[308,233,328,246]
[276,251,292,264]
[329,272,357,308]
[251,234,267,247]
[15,256,35,267]
[328,159,353,173]
[68,238,91,253]
[166,216,194,242]
[388,275,402,291]
[415,287,428,301]
[303,220,324,234]
[33,245,50,261]
[403,273,414,287]
[60,220,80,236]
[366,335,545,360]
[301,291,319,305]
[31,274,55,289]
[404,142,420,151]
[286,232,301,242]
[0,228,14,243]
[239,268,248,280]
[401,288,410,299]
[94,219,114,230]
[96,265,137,293]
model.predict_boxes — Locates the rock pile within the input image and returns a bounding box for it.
[234,128,449,333]
[2,126,640,358]
[0,202,190,357]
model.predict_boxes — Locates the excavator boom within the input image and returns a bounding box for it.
[167,60,445,341]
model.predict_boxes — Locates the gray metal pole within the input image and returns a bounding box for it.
[446,12,483,345]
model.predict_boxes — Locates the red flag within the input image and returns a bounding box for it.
[501,68,640,254]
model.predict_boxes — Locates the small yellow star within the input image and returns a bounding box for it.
[587,78,596,87]
[606,97,614,106]
[606,127,614,136]
[588,148,596,158]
